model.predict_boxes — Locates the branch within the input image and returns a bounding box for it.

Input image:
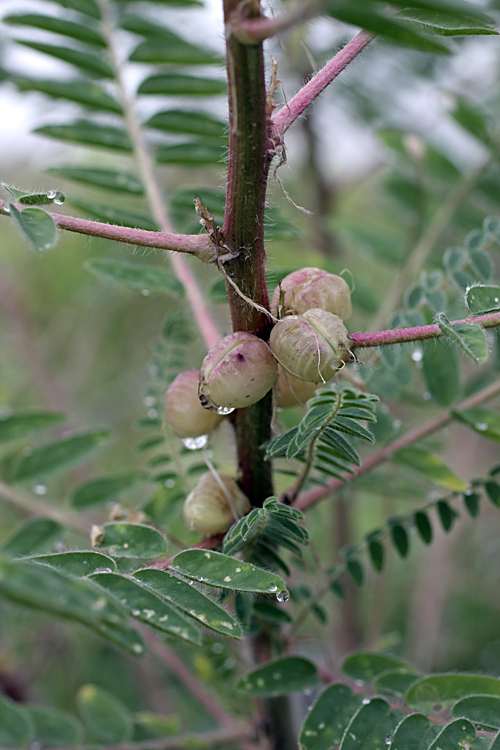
[350,311,500,349]
[295,377,500,512]
[0,200,215,260]
[228,0,321,43]
[271,30,374,137]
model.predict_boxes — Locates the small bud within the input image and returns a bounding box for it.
[271,267,352,321]
[199,332,278,411]
[275,366,318,408]
[183,472,251,536]
[269,308,354,384]
[165,370,225,438]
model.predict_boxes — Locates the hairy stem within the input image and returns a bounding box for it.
[98,0,220,349]
[350,311,500,348]
[271,30,373,136]
[222,0,274,505]
[295,377,500,512]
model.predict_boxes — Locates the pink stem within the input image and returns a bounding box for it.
[0,201,214,260]
[295,378,500,512]
[271,30,374,136]
[350,312,500,348]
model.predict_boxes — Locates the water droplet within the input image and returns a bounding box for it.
[385,733,393,745]
[276,588,290,603]
[215,405,235,415]
[475,423,488,431]
[132,609,141,616]
[33,483,47,496]
[182,435,208,450]
[46,189,65,204]
[122,543,129,549]
[147,408,158,419]
[165,479,175,488]
[46,190,56,199]
[362,697,370,705]
[141,289,150,297]
[354,680,364,687]
[411,348,423,363]
[212,643,224,653]
[143,395,156,407]
[3,204,11,215]
[304,688,313,696]
[132,643,143,654]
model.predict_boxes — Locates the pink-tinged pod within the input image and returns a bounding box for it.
[271,267,352,321]
[183,472,250,536]
[199,332,278,411]
[269,308,354,384]
[275,366,318,408]
[165,370,225,439]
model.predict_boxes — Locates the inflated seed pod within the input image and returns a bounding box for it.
[271,267,352,321]
[183,472,250,536]
[199,332,278,412]
[269,308,354,384]
[165,370,225,439]
[275,366,318,408]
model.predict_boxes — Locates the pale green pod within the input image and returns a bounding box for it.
[165,370,225,438]
[271,267,352,321]
[183,472,250,536]
[269,308,354,384]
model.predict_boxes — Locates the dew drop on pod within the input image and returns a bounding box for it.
[183,472,250,536]
[269,308,355,384]
[199,331,278,411]
[165,370,225,438]
[275,365,318,408]
[271,267,352,321]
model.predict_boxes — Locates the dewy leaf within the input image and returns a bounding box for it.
[451,695,500,729]
[339,697,403,750]
[453,408,500,442]
[11,77,122,113]
[92,522,167,558]
[436,312,488,364]
[299,683,364,750]
[0,411,65,443]
[236,656,318,697]
[341,653,412,683]
[133,568,242,638]
[138,73,226,96]
[3,13,107,47]
[30,551,117,576]
[77,685,133,744]
[392,446,468,491]
[466,285,500,314]
[15,41,114,79]
[35,121,132,151]
[0,694,34,748]
[2,519,63,557]
[427,719,476,750]
[9,204,58,253]
[406,674,500,712]
[90,573,201,644]
[422,342,460,407]
[85,259,185,296]
[0,558,144,655]
[47,166,144,194]
[12,431,110,482]
[390,713,435,750]
[26,705,84,747]
[70,471,149,510]
[170,549,287,595]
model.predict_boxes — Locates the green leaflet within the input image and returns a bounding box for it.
[372,671,420,697]
[46,0,101,18]
[2,519,63,557]
[146,109,226,139]
[12,431,110,482]
[90,573,202,645]
[26,705,84,747]
[427,719,476,749]
[15,41,114,79]
[421,341,460,406]
[35,121,132,151]
[0,411,65,443]
[0,694,34,747]
[47,167,144,194]
[92,522,167,558]
[85,259,185,296]
[77,685,133,744]
[339,697,404,750]
[392,446,468,491]
[9,204,58,253]
[170,549,287,595]
[407,674,500,712]
[389,713,438,750]
[133,568,242,638]
[3,13,107,47]
[453,408,500,442]
[451,695,500,729]
[299,683,364,750]
[29,551,117,576]
[156,141,225,165]
[395,9,498,36]
[237,656,319,697]
[11,76,122,113]
[341,652,412,683]
[71,471,149,510]
[138,73,226,96]
[436,312,488,364]
[466,285,500,314]
[129,37,221,66]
